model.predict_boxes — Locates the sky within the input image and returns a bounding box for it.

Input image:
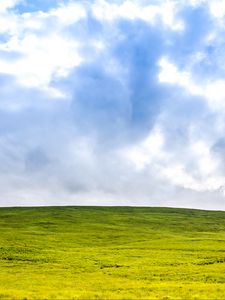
[1,0,225,209]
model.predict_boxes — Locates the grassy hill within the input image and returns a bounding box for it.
[0,206,225,299]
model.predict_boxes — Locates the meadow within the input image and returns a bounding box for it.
[0,206,225,299]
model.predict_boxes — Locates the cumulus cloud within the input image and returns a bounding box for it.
[0,0,225,209]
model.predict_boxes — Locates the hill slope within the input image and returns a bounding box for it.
[0,206,225,299]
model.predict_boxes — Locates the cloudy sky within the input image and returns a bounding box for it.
[1,0,225,209]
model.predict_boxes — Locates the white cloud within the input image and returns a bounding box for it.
[0,2,85,96]
[0,0,21,12]
[158,57,225,112]
[0,34,82,92]
[161,163,225,193]
[49,2,86,26]
[158,58,190,85]
[188,0,207,7]
[123,120,225,196]
[123,127,165,170]
[92,0,184,31]
[209,0,225,18]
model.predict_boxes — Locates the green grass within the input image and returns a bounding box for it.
[1,206,225,299]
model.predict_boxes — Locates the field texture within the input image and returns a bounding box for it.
[0,206,225,299]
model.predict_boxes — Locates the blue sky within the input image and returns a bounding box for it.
[1,0,225,209]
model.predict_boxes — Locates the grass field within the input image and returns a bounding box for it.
[1,206,225,299]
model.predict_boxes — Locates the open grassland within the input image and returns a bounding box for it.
[1,206,225,299]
